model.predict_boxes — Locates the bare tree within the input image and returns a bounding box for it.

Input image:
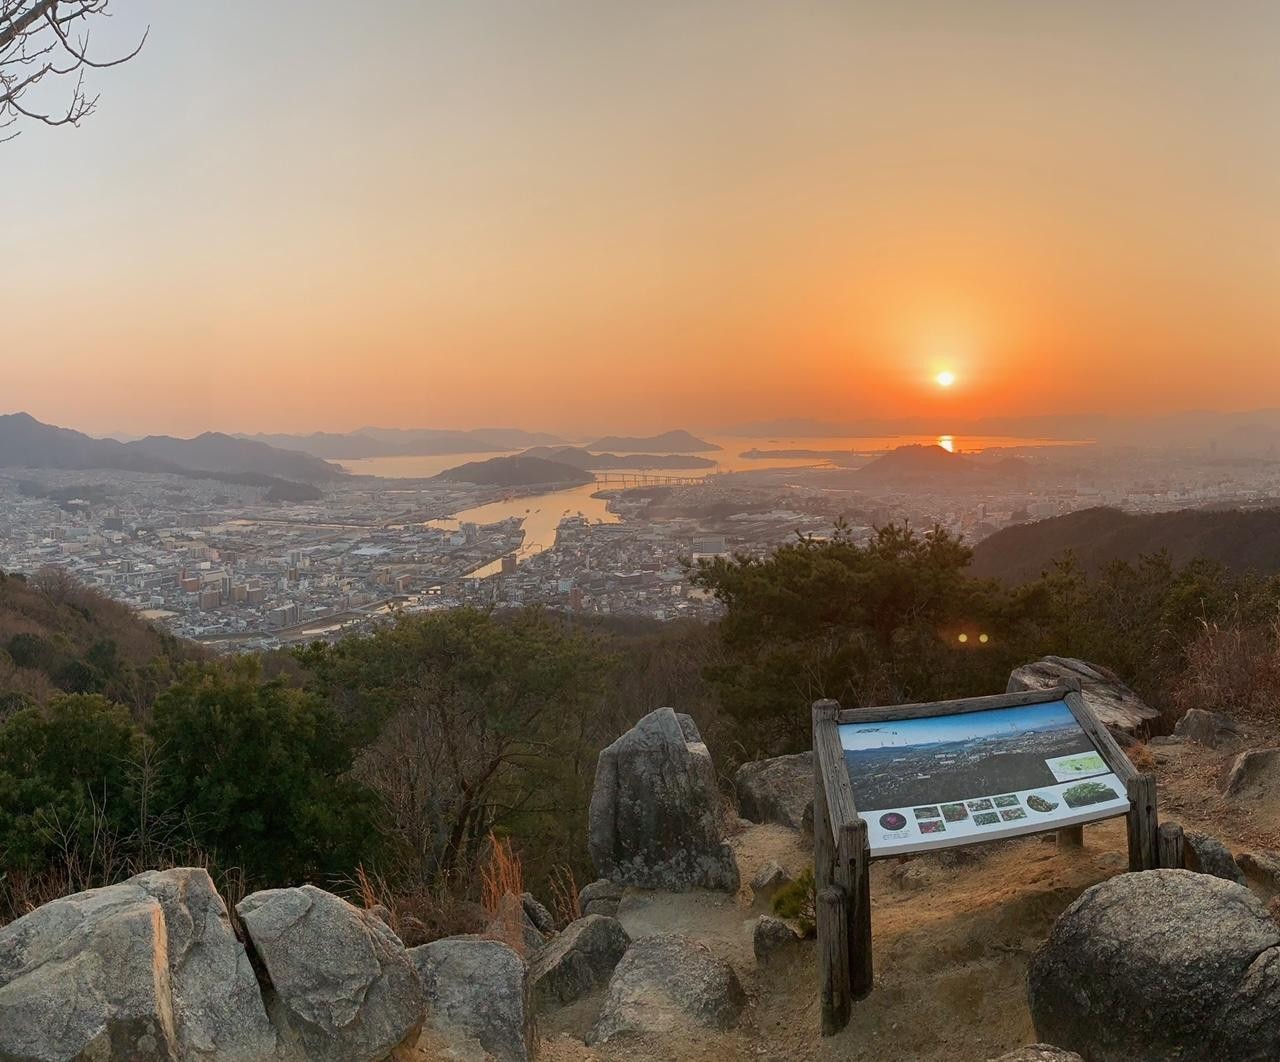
[1,0,147,141]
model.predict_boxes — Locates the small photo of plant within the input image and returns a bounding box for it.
[941,802,969,822]
[993,794,1021,808]
[973,812,1000,826]
[966,798,994,812]
[1026,793,1060,813]
[918,819,947,834]
[913,806,941,820]
[1000,807,1028,821]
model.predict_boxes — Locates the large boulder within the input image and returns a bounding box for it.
[0,883,179,1061]
[129,868,276,1060]
[734,752,813,831]
[587,934,747,1044]
[1028,869,1280,1061]
[0,868,275,1062]
[237,884,425,1062]
[1007,656,1159,735]
[989,1048,1083,1062]
[588,707,739,891]
[1174,708,1243,748]
[521,892,556,936]
[411,937,533,1062]
[527,914,630,1010]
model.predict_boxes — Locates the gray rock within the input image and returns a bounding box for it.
[0,884,179,1061]
[1028,869,1280,1061]
[237,884,425,1062]
[1184,831,1246,885]
[0,868,275,1062]
[1222,747,1280,797]
[521,892,556,935]
[1238,850,1280,893]
[579,879,624,918]
[128,868,276,1060]
[588,707,739,891]
[753,915,801,965]
[734,752,814,831]
[528,914,630,1010]
[411,937,532,1062]
[588,934,747,1044]
[989,1048,1083,1062]
[1174,708,1243,748]
[1007,656,1159,734]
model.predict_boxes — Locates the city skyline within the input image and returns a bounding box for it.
[7,1,1280,436]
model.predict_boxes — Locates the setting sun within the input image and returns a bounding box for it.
[935,371,956,388]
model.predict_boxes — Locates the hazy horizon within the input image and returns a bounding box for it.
[7,1,1280,436]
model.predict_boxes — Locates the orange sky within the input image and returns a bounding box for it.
[5,1,1280,436]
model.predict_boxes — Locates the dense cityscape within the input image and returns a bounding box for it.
[4,427,1280,652]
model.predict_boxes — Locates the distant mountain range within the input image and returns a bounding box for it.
[970,506,1280,584]
[434,455,594,488]
[519,446,715,471]
[586,430,719,453]
[0,413,342,485]
[243,427,565,460]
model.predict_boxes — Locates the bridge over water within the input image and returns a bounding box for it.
[592,472,709,487]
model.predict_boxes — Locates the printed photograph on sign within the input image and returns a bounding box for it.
[838,698,1129,855]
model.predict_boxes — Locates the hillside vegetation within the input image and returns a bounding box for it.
[6,521,1280,950]
[971,506,1280,584]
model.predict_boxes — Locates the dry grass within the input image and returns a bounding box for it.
[548,863,581,928]
[1170,621,1280,724]
[1126,742,1157,772]
[481,831,527,955]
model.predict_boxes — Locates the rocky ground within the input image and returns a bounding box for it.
[531,713,1280,1061]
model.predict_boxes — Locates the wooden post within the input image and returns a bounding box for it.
[1158,821,1185,870]
[817,886,851,1036]
[838,819,872,997]
[1126,772,1159,871]
[1057,825,1085,849]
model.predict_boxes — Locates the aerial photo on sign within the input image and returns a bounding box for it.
[839,699,1130,855]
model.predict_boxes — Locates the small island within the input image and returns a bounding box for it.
[586,429,720,453]
[434,455,595,487]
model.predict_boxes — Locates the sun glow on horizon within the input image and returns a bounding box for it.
[935,370,956,388]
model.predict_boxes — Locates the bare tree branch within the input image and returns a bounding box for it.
[1,0,147,140]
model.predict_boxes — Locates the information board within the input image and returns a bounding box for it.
[838,697,1130,855]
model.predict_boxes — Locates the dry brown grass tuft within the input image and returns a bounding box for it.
[548,863,581,928]
[480,831,526,954]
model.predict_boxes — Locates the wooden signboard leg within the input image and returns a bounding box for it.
[838,819,873,998]
[1158,821,1185,869]
[1126,772,1159,871]
[817,885,851,1035]
[1057,824,1084,848]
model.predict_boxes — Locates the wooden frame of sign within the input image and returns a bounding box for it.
[811,680,1159,1037]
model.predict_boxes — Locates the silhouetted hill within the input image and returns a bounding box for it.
[434,455,594,487]
[970,506,1280,584]
[0,413,176,474]
[0,414,343,484]
[125,433,342,482]
[847,445,1031,489]
[586,430,720,453]
[520,446,715,470]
